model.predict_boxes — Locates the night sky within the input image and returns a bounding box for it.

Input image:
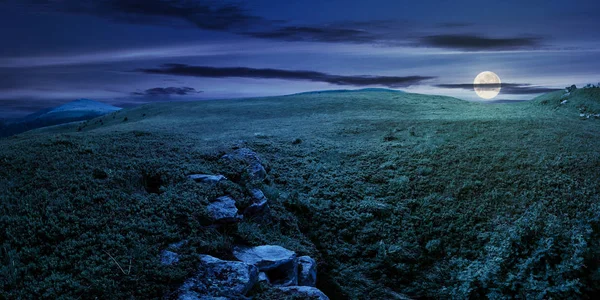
[1,0,599,118]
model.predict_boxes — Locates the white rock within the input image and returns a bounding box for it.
[560,100,568,105]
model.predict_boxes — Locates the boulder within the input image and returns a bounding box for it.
[207,196,242,223]
[160,250,179,266]
[297,256,317,287]
[278,286,329,300]
[243,189,270,217]
[188,174,227,184]
[233,245,297,286]
[178,255,258,299]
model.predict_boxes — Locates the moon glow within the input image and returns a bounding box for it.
[474,71,501,99]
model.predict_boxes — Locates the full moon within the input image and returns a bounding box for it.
[474,71,501,99]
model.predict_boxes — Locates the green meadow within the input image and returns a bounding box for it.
[2,87,600,299]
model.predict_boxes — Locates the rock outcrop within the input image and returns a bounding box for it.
[178,255,258,299]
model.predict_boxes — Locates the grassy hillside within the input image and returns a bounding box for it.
[2,88,600,299]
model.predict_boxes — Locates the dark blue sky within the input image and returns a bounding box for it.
[1,0,599,117]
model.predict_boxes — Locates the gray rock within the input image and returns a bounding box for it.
[560,99,568,105]
[178,255,258,298]
[233,245,298,286]
[278,286,329,300]
[207,196,242,223]
[244,189,270,217]
[188,174,227,184]
[161,250,179,266]
[297,256,317,287]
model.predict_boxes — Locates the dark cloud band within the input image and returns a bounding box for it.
[137,64,435,88]
[437,83,560,94]
[131,87,202,97]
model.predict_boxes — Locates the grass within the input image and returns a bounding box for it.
[1,88,600,299]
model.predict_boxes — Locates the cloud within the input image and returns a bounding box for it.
[11,1,548,51]
[137,64,435,88]
[131,86,202,97]
[22,0,267,31]
[420,34,542,50]
[436,83,561,94]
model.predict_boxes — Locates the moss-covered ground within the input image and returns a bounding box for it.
[2,88,600,299]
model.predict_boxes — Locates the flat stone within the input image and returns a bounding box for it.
[278,286,329,300]
[207,196,242,223]
[233,245,296,271]
[297,256,317,287]
[188,174,227,183]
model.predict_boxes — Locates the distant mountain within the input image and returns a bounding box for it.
[0,99,121,138]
